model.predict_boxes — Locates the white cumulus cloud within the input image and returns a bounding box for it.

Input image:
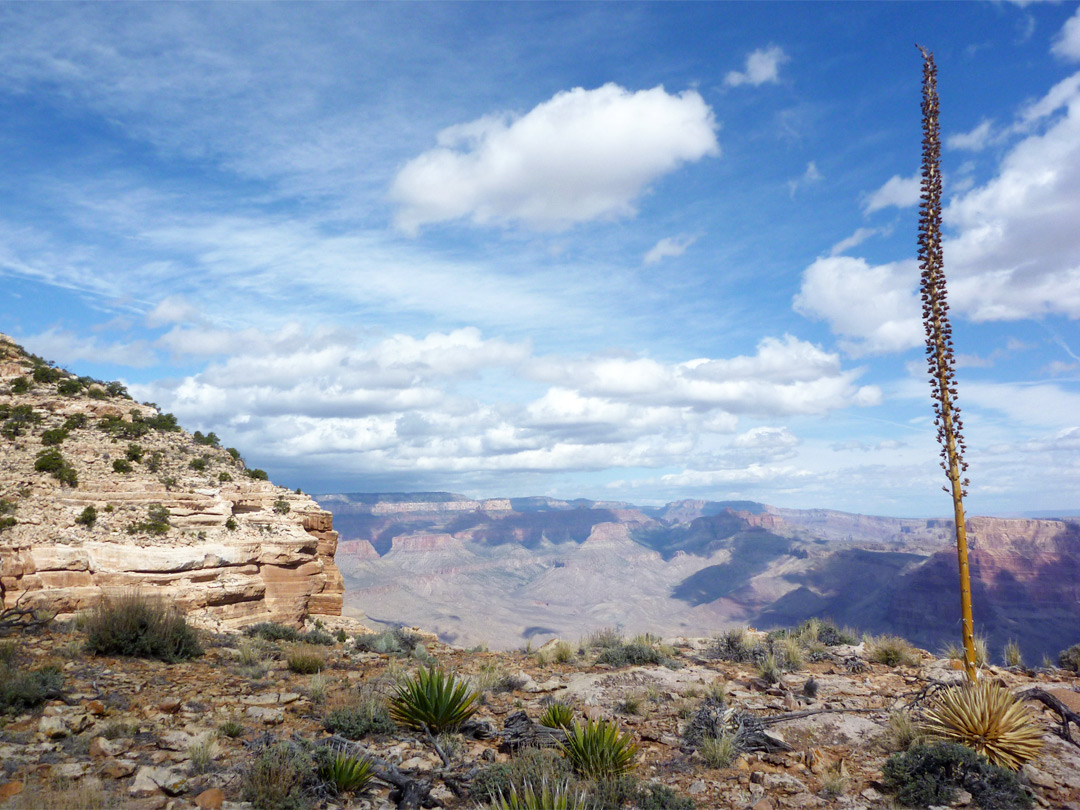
[1053,6,1080,62]
[390,83,719,233]
[863,173,920,213]
[947,119,994,152]
[725,45,788,87]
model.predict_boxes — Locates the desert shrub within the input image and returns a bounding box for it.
[240,739,316,810]
[471,748,574,803]
[561,718,638,779]
[1,403,42,438]
[83,592,202,662]
[323,693,396,739]
[625,781,695,810]
[922,679,1042,770]
[247,468,269,480]
[299,628,336,646]
[193,430,220,447]
[225,516,238,530]
[698,732,739,768]
[596,642,667,668]
[75,506,98,527]
[219,472,232,482]
[33,365,61,383]
[188,456,208,472]
[105,380,128,397]
[868,635,920,667]
[10,376,31,394]
[390,665,478,733]
[227,447,241,461]
[0,663,64,712]
[98,415,150,439]
[711,627,762,663]
[112,459,133,474]
[318,749,375,795]
[355,627,420,655]
[286,645,326,674]
[143,411,179,431]
[883,741,1032,809]
[539,701,575,729]
[57,378,83,396]
[616,696,642,715]
[62,414,87,431]
[584,627,623,649]
[101,720,138,739]
[1058,643,1080,673]
[273,498,291,514]
[41,427,68,446]
[127,503,171,535]
[125,444,143,462]
[246,622,301,642]
[34,449,78,486]
[0,498,16,531]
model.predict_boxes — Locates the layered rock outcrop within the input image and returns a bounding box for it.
[0,333,342,628]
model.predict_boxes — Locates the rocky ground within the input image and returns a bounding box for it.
[1,618,1078,810]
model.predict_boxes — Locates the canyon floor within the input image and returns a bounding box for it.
[1,615,1079,810]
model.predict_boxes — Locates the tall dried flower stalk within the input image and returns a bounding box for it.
[917,46,977,682]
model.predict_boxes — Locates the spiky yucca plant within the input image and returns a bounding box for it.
[921,679,1042,770]
[539,702,575,729]
[561,718,638,779]
[488,779,590,810]
[320,750,376,794]
[917,46,978,683]
[389,665,478,733]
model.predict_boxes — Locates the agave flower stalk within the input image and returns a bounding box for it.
[917,46,977,683]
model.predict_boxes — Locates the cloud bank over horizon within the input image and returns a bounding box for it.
[3,3,1080,516]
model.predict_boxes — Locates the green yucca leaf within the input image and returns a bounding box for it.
[488,779,590,810]
[320,750,376,794]
[389,665,478,733]
[539,702,575,729]
[560,718,638,779]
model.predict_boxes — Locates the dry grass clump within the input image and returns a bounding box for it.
[286,644,326,674]
[921,679,1042,770]
[867,635,920,668]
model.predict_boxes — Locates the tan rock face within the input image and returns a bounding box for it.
[0,332,342,628]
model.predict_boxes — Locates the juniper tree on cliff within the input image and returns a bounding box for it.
[917,46,977,683]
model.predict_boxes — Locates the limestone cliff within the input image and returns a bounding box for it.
[0,333,343,628]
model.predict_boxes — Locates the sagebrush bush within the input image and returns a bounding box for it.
[470,748,573,803]
[324,693,396,738]
[240,740,316,810]
[0,663,64,713]
[711,627,761,663]
[390,665,478,733]
[596,642,668,668]
[561,718,638,779]
[246,622,300,642]
[83,592,202,662]
[75,505,97,527]
[1058,643,1080,673]
[883,741,1031,809]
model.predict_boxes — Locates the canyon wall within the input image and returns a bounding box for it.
[0,333,343,628]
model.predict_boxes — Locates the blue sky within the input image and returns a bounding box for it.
[2,2,1080,517]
